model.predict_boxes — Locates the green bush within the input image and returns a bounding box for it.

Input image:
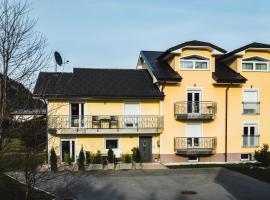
[93,151,102,164]
[50,148,57,172]
[85,151,91,164]
[107,147,114,163]
[78,147,85,171]
[132,147,141,163]
[121,154,132,163]
[254,144,270,167]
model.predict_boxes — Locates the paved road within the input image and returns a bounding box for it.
[9,167,270,200]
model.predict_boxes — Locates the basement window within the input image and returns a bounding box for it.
[241,154,251,161]
[188,156,198,162]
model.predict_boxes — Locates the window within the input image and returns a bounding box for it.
[242,60,269,71]
[180,56,210,70]
[61,139,76,162]
[70,103,84,127]
[243,123,259,147]
[242,89,259,114]
[241,154,251,161]
[188,156,198,162]
[105,139,118,149]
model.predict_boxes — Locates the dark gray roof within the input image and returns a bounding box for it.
[33,68,164,99]
[158,40,227,60]
[140,51,182,82]
[220,42,270,60]
[212,61,247,84]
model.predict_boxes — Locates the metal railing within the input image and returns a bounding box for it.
[242,135,259,147]
[174,101,217,118]
[48,115,164,129]
[242,102,260,115]
[174,137,217,151]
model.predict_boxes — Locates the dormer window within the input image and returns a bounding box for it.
[242,57,269,71]
[180,55,210,70]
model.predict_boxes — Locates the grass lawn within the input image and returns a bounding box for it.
[168,163,270,184]
[0,173,53,200]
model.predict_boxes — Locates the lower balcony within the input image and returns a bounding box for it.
[174,137,217,156]
[48,115,164,135]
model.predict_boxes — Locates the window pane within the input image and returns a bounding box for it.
[106,139,118,149]
[242,63,253,70]
[255,63,267,71]
[243,127,248,135]
[181,61,193,69]
[61,141,70,162]
[250,127,255,136]
[195,61,208,69]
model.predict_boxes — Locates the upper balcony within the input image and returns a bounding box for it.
[48,115,164,135]
[174,137,217,156]
[174,101,217,120]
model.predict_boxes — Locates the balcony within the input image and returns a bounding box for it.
[242,102,260,115]
[174,137,217,155]
[242,135,259,148]
[48,115,163,135]
[174,101,217,120]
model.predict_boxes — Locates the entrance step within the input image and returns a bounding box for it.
[142,163,168,170]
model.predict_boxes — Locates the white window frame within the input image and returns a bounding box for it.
[242,88,259,115]
[241,60,269,72]
[104,138,119,150]
[69,102,85,128]
[242,122,259,148]
[240,154,251,161]
[180,59,210,70]
[60,139,76,163]
[104,138,121,158]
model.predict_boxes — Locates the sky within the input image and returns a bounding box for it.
[30,0,270,72]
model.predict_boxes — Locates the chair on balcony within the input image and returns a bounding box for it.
[110,116,118,128]
[92,116,100,128]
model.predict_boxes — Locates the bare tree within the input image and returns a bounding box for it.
[0,0,48,150]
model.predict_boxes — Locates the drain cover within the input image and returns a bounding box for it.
[181,190,197,195]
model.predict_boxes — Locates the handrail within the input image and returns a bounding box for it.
[48,115,164,129]
[174,101,217,116]
[174,137,217,151]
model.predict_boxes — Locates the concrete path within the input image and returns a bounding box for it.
[8,167,270,200]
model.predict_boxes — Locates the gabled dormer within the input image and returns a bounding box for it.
[219,42,270,73]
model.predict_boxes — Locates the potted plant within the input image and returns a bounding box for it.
[78,147,85,171]
[107,147,115,170]
[91,151,103,170]
[132,147,142,169]
[85,151,91,171]
[119,154,132,170]
[50,147,58,172]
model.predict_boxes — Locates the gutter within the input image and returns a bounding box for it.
[225,83,232,162]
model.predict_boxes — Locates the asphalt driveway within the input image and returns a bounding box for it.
[12,167,270,200]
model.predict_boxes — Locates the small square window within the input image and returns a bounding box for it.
[188,156,198,162]
[181,61,193,69]
[241,154,251,161]
[242,63,253,70]
[195,61,208,69]
[106,139,118,149]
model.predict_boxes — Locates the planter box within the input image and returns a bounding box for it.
[119,163,132,170]
[107,163,115,170]
[90,164,103,170]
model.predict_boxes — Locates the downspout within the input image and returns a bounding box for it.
[225,83,232,162]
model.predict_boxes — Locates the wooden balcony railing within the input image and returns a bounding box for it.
[174,101,217,120]
[48,115,164,129]
[174,137,217,155]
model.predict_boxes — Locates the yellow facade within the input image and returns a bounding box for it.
[45,42,270,164]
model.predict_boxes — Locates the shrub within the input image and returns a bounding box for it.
[121,154,132,163]
[50,148,57,172]
[93,151,102,164]
[132,147,141,163]
[254,144,270,167]
[85,151,91,164]
[78,147,85,171]
[107,147,114,163]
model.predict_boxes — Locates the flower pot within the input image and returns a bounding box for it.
[90,164,103,170]
[119,163,132,170]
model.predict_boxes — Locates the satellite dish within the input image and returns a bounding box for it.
[54,51,63,66]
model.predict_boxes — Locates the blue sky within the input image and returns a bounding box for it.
[31,0,270,72]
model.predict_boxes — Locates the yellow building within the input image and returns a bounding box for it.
[34,40,270,164]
